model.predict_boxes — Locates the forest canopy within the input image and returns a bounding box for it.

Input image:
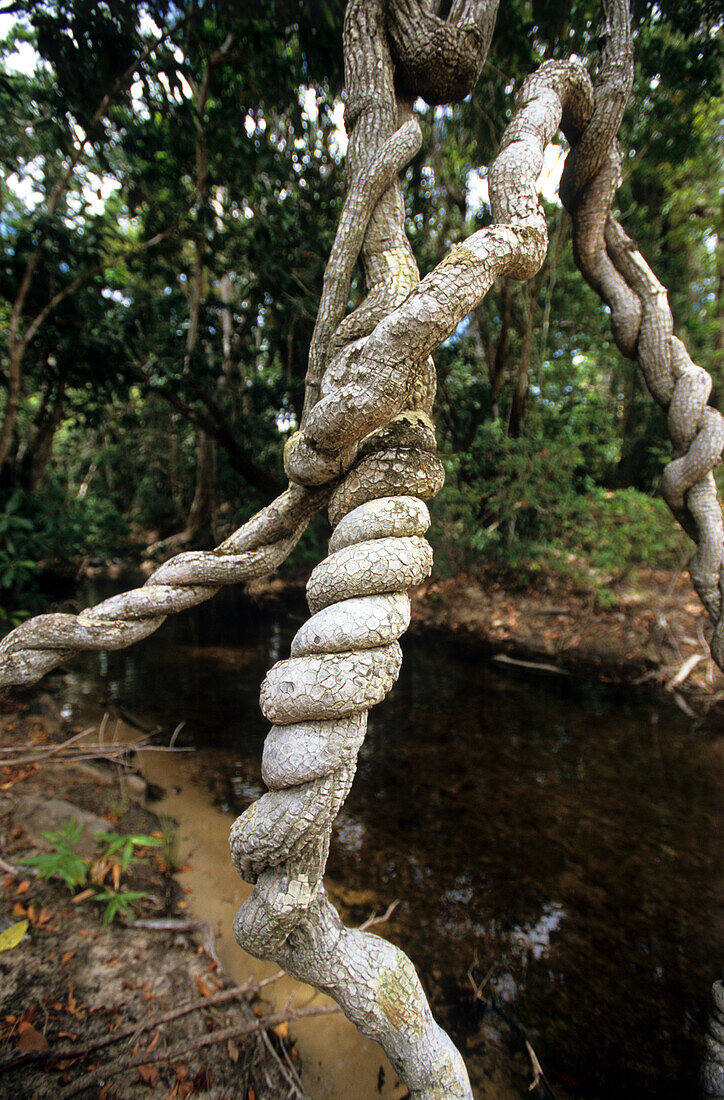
[0,0,721,625]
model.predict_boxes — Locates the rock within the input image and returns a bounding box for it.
[16,795,111,858]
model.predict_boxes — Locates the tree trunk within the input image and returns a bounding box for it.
[508,285,533,436]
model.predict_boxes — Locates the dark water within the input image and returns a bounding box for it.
[60,580,723,1100]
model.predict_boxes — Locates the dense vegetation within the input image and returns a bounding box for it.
[0,0,721,626]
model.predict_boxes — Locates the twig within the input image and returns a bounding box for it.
[0,972,285,1074]
[0,742,193,767]
[358,899,399,932]
[525,1038,560,1100]
[57,1003,341,1097]
[0,855,36,878]
[492,654,570,676]
[169,721,185,747]
[666,652,705,690]
[131,917,221,968]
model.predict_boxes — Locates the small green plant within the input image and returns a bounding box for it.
[20,821,162,925]
[94,831,162,872]
[92,889,148,928]
[20,820,88,890]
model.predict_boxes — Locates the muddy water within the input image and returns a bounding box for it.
[59,581,723,1099]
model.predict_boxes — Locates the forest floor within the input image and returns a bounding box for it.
[0,691,321,1100]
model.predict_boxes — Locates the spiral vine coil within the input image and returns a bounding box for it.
[229,415,475,1098]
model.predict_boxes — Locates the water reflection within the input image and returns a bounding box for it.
[60,580,722,1100]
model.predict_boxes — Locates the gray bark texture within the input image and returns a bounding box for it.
[1,1,722,1095]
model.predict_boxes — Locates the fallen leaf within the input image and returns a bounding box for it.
[194,974,213,998]
[72,889,95,905]
[11,903,26,918]
[176,900,187,910]
[227,1039,239,1063]
[60,952,75,965]
[146,1028,161,1053]
[26,905,36,923]
[272,1021,288,1040]
[15,881,30,896]
[248,1088,256,1100]
[0,920,28,953]
[177,1083,193,1100]
[16,1023,48,1051]
[138,1064,160,1086]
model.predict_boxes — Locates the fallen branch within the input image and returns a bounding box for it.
[57,1003,341,1098]
[492,653,570,676]
[0,972,284,1074]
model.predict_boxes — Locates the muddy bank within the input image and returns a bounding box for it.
[0,693,315,1099]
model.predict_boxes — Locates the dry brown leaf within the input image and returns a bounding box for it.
[71,889,95,904]
[16,1023,48,1051]
[272,1021,289,1040]
[227,1038,239,1063]
[146,1028,161,1052]
[138,1064,160,1086]
[15,881,30,896]
[194,974,212,998]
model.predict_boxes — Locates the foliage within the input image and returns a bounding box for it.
[19,820,162,926]
[0,1,718,611]
[431,421,688,592]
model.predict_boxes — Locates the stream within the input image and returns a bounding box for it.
[57,579,722,1099]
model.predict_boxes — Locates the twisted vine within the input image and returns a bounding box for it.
[1,1,721,1095]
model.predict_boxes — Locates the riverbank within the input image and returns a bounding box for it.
[0,692,325,1099]
[246,561,724,714]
